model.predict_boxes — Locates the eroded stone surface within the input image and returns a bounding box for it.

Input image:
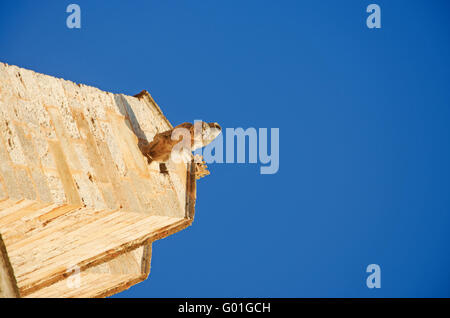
[0,62,188,217]
[0,62,197,299]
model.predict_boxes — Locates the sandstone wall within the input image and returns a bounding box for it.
[0,62,196,297]
[0,62,187,217]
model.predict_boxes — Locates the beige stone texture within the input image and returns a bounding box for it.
[0,62,200,298]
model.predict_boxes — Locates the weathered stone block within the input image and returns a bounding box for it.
[0,62,201,298]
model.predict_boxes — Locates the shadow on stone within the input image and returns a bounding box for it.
[113,94,151,161]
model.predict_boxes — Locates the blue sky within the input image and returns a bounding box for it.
[1,1,450,297]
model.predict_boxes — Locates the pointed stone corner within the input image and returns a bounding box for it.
[0,62,200,297]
